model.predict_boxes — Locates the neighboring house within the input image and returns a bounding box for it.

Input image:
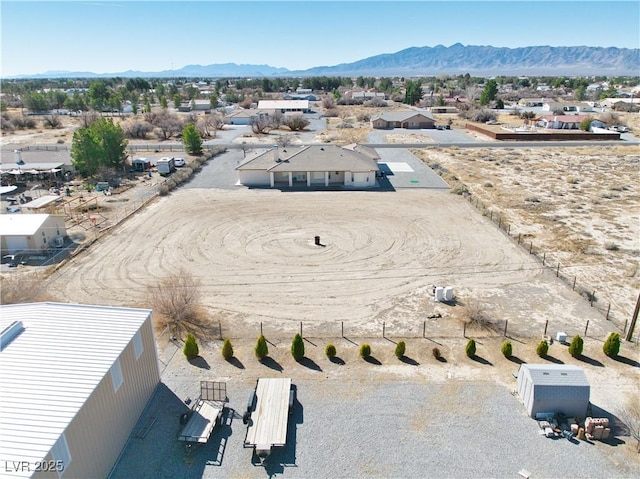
[256,100,310,113]
[430,106,459,114]
[542,101,563,112]
[0,302,160,479]
[223,109,275,125]
[236,144,380,188]
[347,91,386,101]
[0,214,66,254]
[518,98,546,107]
[516,364,590,418]
[283,94,318,101]
[370,110,435,129]
[537,115,588,130]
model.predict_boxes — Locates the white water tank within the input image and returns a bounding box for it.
[444,287,454,302]
[434,287,445,302]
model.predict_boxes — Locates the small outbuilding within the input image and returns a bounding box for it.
[516,364,590,418]
[0,213,66,254]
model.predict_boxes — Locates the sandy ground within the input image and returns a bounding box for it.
[415,145,640,330]
[46,187,616,344]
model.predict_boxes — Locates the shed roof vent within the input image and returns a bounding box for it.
[1,321,24,351]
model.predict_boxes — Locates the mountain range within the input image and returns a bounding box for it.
[10,44,640,79]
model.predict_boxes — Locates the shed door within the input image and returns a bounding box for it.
[5,236,28,252]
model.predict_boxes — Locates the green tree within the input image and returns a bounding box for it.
[221,339,233,360]
[291,333,305,361]
[465,338,476,358]
[603,332,621,358]
[160,96,168,109]
[173,93,182,109]
[501,340,512,358]
[71,118,128,177]
[24,91,50,112]
[182,123,203,155]
[255,334,268,360]
[394,340,406,358]
[88,80,110,111]
[404,79,423,105]
[574,85,587,101]
[568,335,584,358]
[479,79,498,106]
[325,343,336,358]
[536,340,549,357]
[183,333,199,360]
[579,117,593,131]
[359,343,371,358]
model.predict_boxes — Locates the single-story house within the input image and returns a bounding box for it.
[348,91,386,100]
[0,213,66,254]
[236,144,380,188]
[0,302,160,479]
[542,101,564,112]
[223,109,276,125]
[283,94,318,101]
[517,98,547,107]
[371,110,435,129]
[537,115,589,130]
[256,100,310,113]
[430,106,459,114]
[516,364,590,418]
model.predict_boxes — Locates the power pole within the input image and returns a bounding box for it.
[626,291,640,342]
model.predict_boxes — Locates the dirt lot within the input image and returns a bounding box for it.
[415,145,640,328]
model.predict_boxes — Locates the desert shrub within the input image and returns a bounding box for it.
[325,343,337,358]
[158,184,170,196]
[43,115,62,128]
[465,338,476,358]
[501,340,513,358]
[471,109,497,123]
[323,108,339,118]
[359,343,371,358]
[451,183,469,195]
[536,340,549,357]
[568,335,584,358]
[356,113,371,122]
[394,341,406,358]
[603,332,621,358]
[183,333,199,360]
[432,347,441,360]
[221,339,233,360]
[291,333,305,361]
[255,334,268,360]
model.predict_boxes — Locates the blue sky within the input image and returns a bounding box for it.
[1,0,639,77]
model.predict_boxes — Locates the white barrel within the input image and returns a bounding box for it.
[444,287,454,301]
[435,287,445,302]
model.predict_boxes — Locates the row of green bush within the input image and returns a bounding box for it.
[185,332,623,362]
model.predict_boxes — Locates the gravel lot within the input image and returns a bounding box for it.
[110,367,638,479]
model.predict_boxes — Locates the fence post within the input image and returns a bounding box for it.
[518,233,521,244]
[542,252,546,265]
[590,291,595,307]
[382,321,386,338]
[624,319,628,334]
[504,320,508,337]
[529,242,533,254]
[556,264,560,277]
[543,320,548,336]
[260,322,263,336]
[498,217,501,228]
[423,321,426,338]
[341,321,344,338]
[606,304,611,320]
[584,320,589,336]
[507,224,510,235]
[463,322,467,338]
[572,276,577,291]
[490,211,493,221]
[219,321,222,339]
[300,321,302,337]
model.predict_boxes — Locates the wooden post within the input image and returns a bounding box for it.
[542,252,546,265]
[341,321,344,338]
[260,322,263,335]
[498,217,501,228]
[518,233,521,244]
[300,321,302,337]
[584,320,589,337]
[624,319,628,334]
[590,291,595,307]
[556,264,560,277]
[463,322,467,338]
[606,304,611,321]
[507,224,510,235]
[490,211,493,220]
[572,276,577,291]
[219,321,222,339]
[423,321,426,338]
[529,242,533,254]
[626,291,640,342]
[504,320,508,337]
[544,320,548,336]
[383,321,386,338]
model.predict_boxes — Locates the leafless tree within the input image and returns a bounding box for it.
[123,119,153,139]
[364,97,387,107]
[463,298,500,332]
[80,110,98,128]
[148,268,212,339]
[322,95,336,109]
[240,141,250,158]
[43,115,62,129]
[152,110,183,140]
[143,110,157,124]
[276,134,293,148]
[251,115,271,134]
[284,115,310,131]
[617,397,640,452]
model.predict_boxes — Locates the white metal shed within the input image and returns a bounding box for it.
[516,364,590,418]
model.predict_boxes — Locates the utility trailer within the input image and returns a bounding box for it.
[244,378,296,463]
[177,381,227,454]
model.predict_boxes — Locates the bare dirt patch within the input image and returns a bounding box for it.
[415,145,640,328]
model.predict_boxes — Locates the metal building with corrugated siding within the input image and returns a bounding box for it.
[0,302,160,478]
[516,364,590,418]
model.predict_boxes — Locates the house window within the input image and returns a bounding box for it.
[110,358,123,392]
[51,432,72,477]
[133,330,143,360]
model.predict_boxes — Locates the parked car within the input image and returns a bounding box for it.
[174,158,186,167]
